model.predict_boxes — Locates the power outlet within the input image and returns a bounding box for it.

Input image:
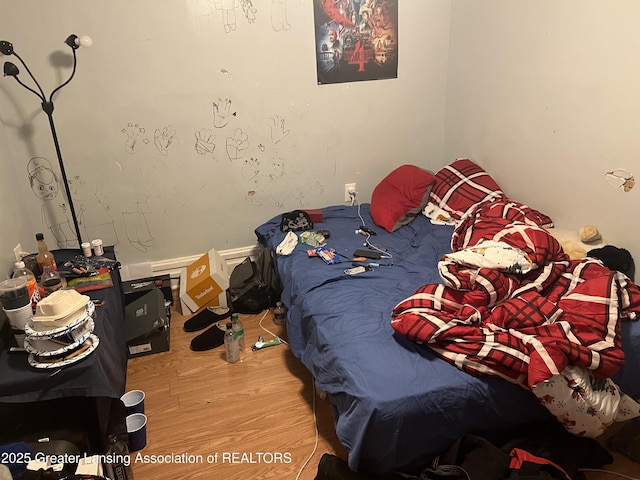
[344,183,357,202]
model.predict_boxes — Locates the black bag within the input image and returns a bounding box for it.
[280,210,314,232]
[227,247,282,314]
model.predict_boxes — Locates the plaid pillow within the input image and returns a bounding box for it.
[429,158,504,220]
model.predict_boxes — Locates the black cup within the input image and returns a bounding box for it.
[0,286,30,310]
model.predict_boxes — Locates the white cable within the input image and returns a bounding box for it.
[295,375,319,480]
[257,308,288,346]
[355,198,392,259]
[578,468,640,480]
[256,308,318,479]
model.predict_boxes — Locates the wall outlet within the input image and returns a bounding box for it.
[344,183,357,202]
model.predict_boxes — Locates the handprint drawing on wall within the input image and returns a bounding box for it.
[122,123,149,154]
[242,156,260,181]
[226,128,249,161]
[194,128,216,155]
[269,115,290,144]
[154,125,179,156]
[213,98,237,128]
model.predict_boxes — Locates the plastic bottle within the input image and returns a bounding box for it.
[104,433,134,480]
[224,322,241,364]
[35,232,57,272]
[231,312,245,352]
[274,301,287,326]
[12,261,41,312]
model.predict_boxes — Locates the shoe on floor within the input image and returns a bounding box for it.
[190,323,226,351]
[183,306,231,332]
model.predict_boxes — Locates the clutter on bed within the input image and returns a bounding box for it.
[255,158,640,475]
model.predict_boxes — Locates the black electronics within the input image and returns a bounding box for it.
[353,249,383,260]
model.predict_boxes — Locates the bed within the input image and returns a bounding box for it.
[254,159,640,475]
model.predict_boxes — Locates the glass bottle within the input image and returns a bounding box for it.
[274,301,286,326]
[12,261,41,312]
[40,265,63,296]
[231,312,245,352]
[224,322,241,364]
[104,433,134,480]
[35,232,57,272]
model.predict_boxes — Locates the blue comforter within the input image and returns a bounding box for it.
[255,204,640,474]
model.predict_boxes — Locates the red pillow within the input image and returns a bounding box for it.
[429,158,504,220]
[370,165,435,232]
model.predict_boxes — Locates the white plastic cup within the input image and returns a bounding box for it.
[91,239,104,256]
[126,413,147,452]
[3,303,33,346]
[81,242,92,257]
[121,390,145,416]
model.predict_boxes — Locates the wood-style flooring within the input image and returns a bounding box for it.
[125,304,640,480]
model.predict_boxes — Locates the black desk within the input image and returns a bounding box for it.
[0,247,128,452]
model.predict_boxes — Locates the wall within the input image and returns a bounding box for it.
[0,114,36,277]
[445,0,640,263]
[0,0,452,272]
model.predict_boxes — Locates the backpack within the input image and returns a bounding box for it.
[227,247,283,314]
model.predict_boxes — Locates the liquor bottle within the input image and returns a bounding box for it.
[224,322,241,364]
[35,232,57,273]
[231,312,245,352]
[104,434,134,480]
[274,301,286,326]
[12,261,40,312]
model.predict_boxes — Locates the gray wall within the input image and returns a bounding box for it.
[0,0,452,273]
[445,0,640,263]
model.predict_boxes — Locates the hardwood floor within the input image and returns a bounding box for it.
[125,305,347,480]
[126,304,640,480]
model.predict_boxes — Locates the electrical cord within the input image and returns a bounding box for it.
[257,308,317,480]
[578,468,640,480]
[354,194,392,259]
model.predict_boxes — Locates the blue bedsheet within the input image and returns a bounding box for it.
[255,204,640,474]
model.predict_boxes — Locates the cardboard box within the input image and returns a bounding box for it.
[125,289,170,358]
[179,248,230,313]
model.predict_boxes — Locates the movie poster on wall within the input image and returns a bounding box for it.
[314,0,398,85]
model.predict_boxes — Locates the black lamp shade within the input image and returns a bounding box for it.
[64,35,79,49]
[0,40,14,55]
[3,61,19,77]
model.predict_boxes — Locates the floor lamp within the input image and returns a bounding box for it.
[1,34,92,249]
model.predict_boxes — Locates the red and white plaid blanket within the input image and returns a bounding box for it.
[391,198,640,433]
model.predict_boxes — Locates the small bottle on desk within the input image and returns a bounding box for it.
[35,232,57,272]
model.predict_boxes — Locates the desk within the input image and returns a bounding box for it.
[0,247,127,452]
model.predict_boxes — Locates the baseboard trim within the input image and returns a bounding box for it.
[150,244,261,280]
[120,244,262,298]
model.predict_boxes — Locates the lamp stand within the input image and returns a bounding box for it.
[1,35,91,249]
